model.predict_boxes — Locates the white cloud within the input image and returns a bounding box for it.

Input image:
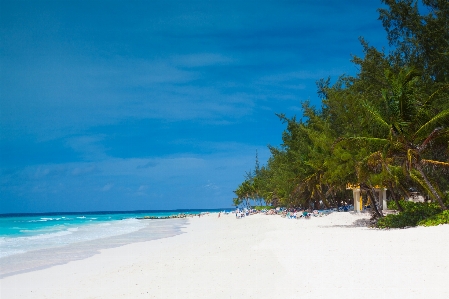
[71,166,97,176]
[34,167,51,179]
[171,53,235,67]
[101,183,113,192]
[203,181,219,190]
[1,143,271,212]
[65,135,108,160]
[137,185,148,192]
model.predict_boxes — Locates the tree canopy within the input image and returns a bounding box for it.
[234,0,449,212]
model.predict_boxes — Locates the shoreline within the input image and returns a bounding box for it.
[0,218,187,278]
[2,212,448,298]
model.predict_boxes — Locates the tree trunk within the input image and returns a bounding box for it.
[321,197,331,209]
[315,186,330,209]
[363,185,383,218]
[416,165,448,210]
[372,187,384,217]
[387,183,403,212]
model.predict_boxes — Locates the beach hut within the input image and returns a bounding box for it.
[346,184,387,212]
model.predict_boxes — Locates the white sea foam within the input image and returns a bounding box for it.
[0,219,149,258]
[0,248,26,258]
[26,230,73,240]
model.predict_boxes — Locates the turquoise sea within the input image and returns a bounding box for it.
[0,209,230,277]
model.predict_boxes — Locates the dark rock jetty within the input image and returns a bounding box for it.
[136,213,194,220]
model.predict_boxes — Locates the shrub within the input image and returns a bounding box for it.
[418,210,449,227]
[253,205,272,211]
[387,200,399,210]
[377,200,442,228]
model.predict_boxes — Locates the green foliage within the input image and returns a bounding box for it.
[234,0,449,213]
[387,199,400,210]
[253,206,272,211]
[379,0,449,82]
[377,200,443,228]
[232,197,243,207]
[418,210,449,226]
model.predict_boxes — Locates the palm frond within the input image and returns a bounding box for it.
[415,108,449,138]
[402,67,421,85]
[410,169,445,200]
[422,83,449,106]
[409,170,434,199]
[406,148,418,169]
[421,159,449,168]
[362,101,390,129]
[338,136,390,147]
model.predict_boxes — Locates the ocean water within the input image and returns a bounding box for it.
[0,209,229,277]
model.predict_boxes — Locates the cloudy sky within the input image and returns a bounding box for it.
[0,0,388,213]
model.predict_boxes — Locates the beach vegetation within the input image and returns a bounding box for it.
[234,0,449,224]
[418,210,449,226]
[253,205,272,211]
[378,200,444,228]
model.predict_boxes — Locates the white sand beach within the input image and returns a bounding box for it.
[1,212,448,299]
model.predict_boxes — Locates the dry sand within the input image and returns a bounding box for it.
[1,212,448,299]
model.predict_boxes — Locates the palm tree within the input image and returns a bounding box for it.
[363,67,449,209]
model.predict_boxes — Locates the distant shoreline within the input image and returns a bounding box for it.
[0,208,233,217]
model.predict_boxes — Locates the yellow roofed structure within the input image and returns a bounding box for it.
[346,183,387,212]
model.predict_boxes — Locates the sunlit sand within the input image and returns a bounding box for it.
[1,212,448,299]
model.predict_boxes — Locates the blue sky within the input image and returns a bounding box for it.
[1,0,388,213]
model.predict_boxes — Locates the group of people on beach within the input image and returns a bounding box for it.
[234,208,258,218]
[230,207,339,220]
[227,205,355,220]
[235,209,247,219]
[284,210,315,219]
